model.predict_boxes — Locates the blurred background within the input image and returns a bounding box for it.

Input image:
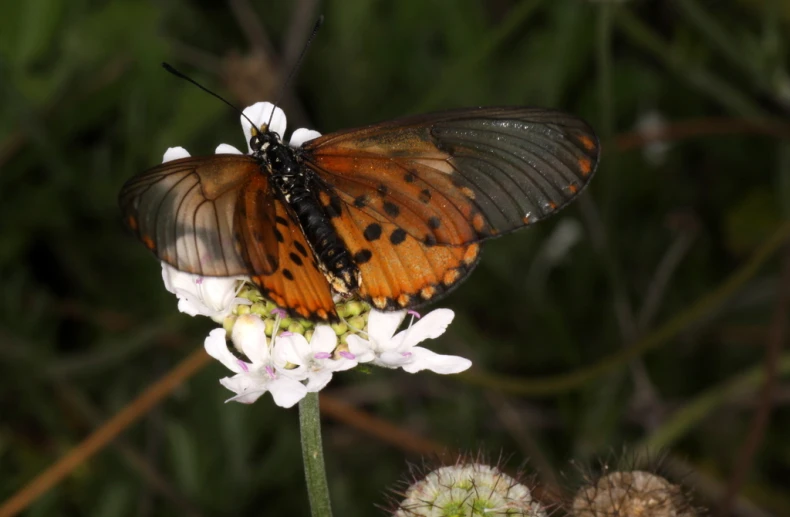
[2,0,790,515]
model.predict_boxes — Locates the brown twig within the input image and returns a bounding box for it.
[614,117,790,152]
[718,245,790,516]
[0,350,211,517]
[319,394,449,458]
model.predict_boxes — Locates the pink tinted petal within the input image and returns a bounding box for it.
[314,352,332,359]
[271,307,287,318]
[339,351,355,360]
[237,360,249,372]
[401,347,471,374]
[407,310,421,319]
[279,331,293,337]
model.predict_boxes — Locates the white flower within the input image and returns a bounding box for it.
[204,314,308,408]
[161,263,248,322]
[346,309,471,374]
[276,326,358,392]
[240,102,322,153]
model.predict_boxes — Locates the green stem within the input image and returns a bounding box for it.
[299,393,333,517]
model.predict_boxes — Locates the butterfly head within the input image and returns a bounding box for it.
[249,127,282,155]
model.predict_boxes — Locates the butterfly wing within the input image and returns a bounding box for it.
[302,107,599,247]
[120,154,336,320]
[317,188,480,311]
[238,176,337,320]
[119,154,262,276]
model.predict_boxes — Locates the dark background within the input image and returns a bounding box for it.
[2,0,790,515]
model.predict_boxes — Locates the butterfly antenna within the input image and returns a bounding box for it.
[161,62,260,134]
[265,14,325,130]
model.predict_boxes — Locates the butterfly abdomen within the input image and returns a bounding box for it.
[276,172,360,296]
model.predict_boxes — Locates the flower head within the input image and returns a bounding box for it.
[346,309,471,374]
[204,314,307,407]
[393,462,547,517]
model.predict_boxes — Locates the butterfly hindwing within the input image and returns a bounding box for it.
[241,185,336,321]
[302,107,599,246]
[119,154,260,276]
[318,189,481,311]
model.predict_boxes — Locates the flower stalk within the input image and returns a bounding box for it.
[299,392,333,517]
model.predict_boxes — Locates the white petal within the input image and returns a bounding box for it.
[215,143,243,155]
[289,128,322,148]
[345,335,376,363]
[396,308,454,350]
[273,333,311,367]
[401,347,472,374]
[268,377,308,408]
[231,314,269,365]
[376,350,413,369]
[309,325,338,355]
[241,102,287,150]
[220,374,268,404]
[204,329,245,374]
[367,310,406,349]
[162,147,190,162]
[325,357,358,372]
[197,276,242,313]
[305,370,333,392]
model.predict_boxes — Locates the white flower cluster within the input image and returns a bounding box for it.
[159,102,472,408]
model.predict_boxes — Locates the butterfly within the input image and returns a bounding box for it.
[119,102,599,321]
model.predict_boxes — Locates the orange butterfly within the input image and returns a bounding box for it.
[119,102,599,321]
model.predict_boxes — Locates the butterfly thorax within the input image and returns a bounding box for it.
[253,131,361,296]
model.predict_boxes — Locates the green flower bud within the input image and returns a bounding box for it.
[287,321,306,335]
[223,315,237,335]
[304,329,314,342]
[331,321,348,335]
[347,315,366,333]
[250,302,268,317]
[264,318,275,337]
[344,300,364,317]
[235,304,251,315]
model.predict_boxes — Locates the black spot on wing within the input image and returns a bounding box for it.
[363,223,382,241]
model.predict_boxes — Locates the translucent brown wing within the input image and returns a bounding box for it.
[317,189,481,311]
[302,107,599,247]
[119,154,261,276]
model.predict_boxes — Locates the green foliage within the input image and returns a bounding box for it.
[1,0,789,515]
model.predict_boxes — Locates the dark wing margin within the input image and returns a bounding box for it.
[301,107,600,246]
[118,154,261,276]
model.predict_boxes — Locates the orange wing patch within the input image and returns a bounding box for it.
[248,197,337,321]
[329,200,480,311]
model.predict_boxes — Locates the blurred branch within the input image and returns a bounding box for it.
[615,8,766,118]
[0,349,211,517]
[458,219,790,396]
[319,394,448,458]
[719,245,790,515]
[55,382,204,517]
[614,117,790,151]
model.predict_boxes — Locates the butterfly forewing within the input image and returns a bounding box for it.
[119,154,261,276]
[301,107,599,246]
